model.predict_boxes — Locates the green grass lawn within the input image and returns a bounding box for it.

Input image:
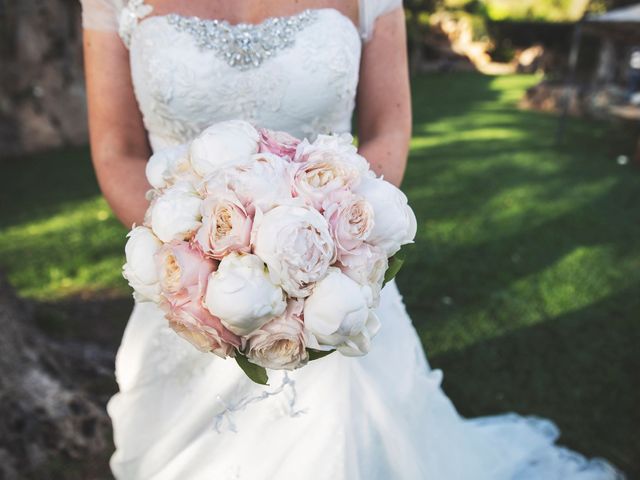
[1,73,639,477]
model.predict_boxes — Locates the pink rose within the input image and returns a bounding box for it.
[195,190,252,259]
[323,191,374,258]
[258,128,300,160]
[245,299,309,370]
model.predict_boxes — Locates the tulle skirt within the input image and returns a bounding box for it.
[106,281,624,479]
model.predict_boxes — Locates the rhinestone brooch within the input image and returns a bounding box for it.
[166,10,318,70]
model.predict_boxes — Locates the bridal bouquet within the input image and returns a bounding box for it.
[122,120,416,384]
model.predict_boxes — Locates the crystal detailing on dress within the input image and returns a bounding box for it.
[166,10,318,70]
[119,0,153,47]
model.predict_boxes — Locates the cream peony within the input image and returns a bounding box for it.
[291,133,369,210]
[304,268,381,356]
[195,190,252,259]
[252,204,335,298]
[145,143,190,190]
[204,253,287,336]
[294,133,369,173]
[323,191,374,258]
[150,182,203,242]
[122,226,163,302]
[338,243,388,307]
[352,176,417,257]
[245,299,308,370]
[189,120,259,177]
[224,153,294,215]
[291,159,364,211]
[154,241,215,297]
[166,300,241,359]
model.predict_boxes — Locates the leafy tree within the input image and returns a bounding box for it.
[587,0,639,13]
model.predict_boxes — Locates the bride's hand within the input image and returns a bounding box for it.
[356,7,411,188]
[82,29,152,228]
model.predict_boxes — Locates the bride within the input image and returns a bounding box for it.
[80,0,624,478]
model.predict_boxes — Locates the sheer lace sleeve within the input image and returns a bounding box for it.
[79,0,123,31]
[359,0,404,42]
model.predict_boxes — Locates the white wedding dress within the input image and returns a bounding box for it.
[81,1,624,479]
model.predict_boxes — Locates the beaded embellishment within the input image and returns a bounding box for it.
[166,10,318,70]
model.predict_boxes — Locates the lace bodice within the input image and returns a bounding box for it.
[80,0,402,151]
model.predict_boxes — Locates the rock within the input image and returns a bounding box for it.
[0,273,113,479]
[0,0,88,157]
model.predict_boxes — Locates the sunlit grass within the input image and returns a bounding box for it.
[0,196,127,299]
[0,73,638,475]
[0,151,129,300]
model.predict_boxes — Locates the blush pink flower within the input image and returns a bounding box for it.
[155,241,214,298]
[245,299,309,370]
[258,128,300,160]
[323,191,374,259]
[166,299,241,358]
[338,243,388,308]
[195,190,253,260]
[155,241,241,357]
[291,146,366,211]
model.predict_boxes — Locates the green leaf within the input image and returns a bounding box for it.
[235,354,269,385]
[307,348,336,361]
[383,250,406,287]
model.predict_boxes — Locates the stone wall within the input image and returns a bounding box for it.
[0,0,88,157]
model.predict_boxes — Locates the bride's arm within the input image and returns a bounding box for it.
[83,30,151,228]
[356,8,412,188]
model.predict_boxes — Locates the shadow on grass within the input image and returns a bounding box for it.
[430,285,640,478]
[35,292,133,349]
[398,73,639,476]
[401,182,639,311]
[0,147,98,229]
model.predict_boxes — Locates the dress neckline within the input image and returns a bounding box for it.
[155,7,358,32]
[119,1,362,52]
[124,0,360,35]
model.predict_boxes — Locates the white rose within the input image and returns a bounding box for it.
[252,204,335,298]
[353,176,417,256]
[204,253,287,336]
[189,120,259,177]
[145,143,190,190]
[304,268,381,357]
[150,182,203,242]
[122,226,163,302]
[245,299,308,370]
[339,243,388,307]
[225,152,294,214]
